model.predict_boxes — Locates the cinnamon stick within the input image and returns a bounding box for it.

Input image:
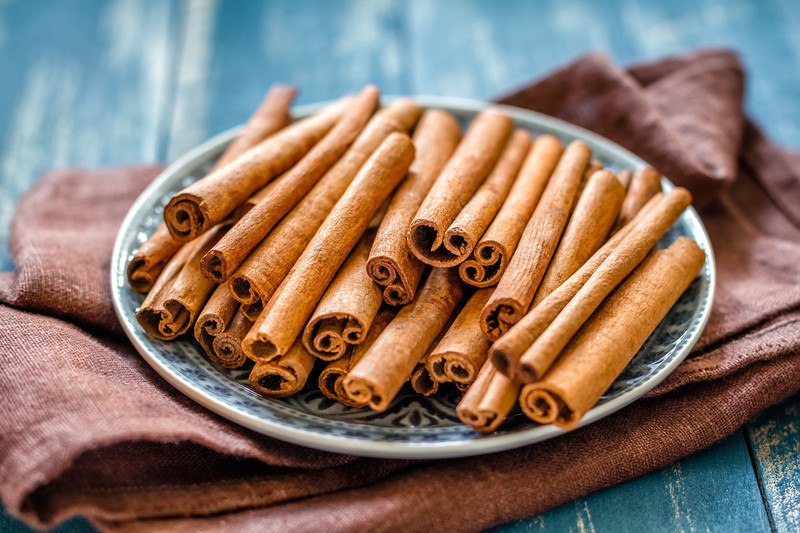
[458,135,563,288]
[127,86,296,293]
[456,359,520,433]
[163,99,343,241]
[211,311,252,369]
[342,268,464,411]
[242,133,415,362]
[616,169,633,191]
[495,189,692,382]
[194,284,243,368]
[136,225,224,340]
[410,359,439,396]
[202,86,380,282]
[249,338,315,398]
[302,232,383,361]
[366,110,462,305]
[533,169,625,304]
[408,110,514,267]
[126,224,184,294]
[489,194,663,380]
[612,167,662,232]
[227,99,422,312]
[519,237,705,428]
[318,308,396,407]
[480,140,592,340]
[427,287,493,386]
[214,85,297,169]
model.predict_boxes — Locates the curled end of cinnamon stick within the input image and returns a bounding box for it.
[211,335,249,369]
[459,240,506,287]
[480,298,524,340]
[242,335,280,364]
[136,304,191,341]
[164,196,206,242]
[200,250,230,283]
[410,364,439,396]
[229,274,262,305]
[342,376,387,412]
[407,219,472,268]
[303,315,367,361]
[249,363,305,398]
[365,256,413,306]
[127,257,160,293]
[240,301,263,322]
[519,385,575,427]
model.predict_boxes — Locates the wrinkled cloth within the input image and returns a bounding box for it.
[1,49,799,532]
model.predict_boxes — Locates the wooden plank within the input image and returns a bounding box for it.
[166,0,408,159]
[747,396,800,532]
[0,0,179,270]
[493,433,771,532]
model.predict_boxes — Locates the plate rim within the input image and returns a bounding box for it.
[110,96,716,459]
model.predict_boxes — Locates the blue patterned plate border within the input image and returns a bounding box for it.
[110,97,715,459]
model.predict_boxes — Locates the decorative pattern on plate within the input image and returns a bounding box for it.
[111,97,715,458]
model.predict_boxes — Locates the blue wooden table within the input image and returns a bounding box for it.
[1,1,798,531]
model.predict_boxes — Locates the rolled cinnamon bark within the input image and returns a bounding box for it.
[202,86,380,282]
[127,224,184,294]
[302,232,383,361]
[242,133,415,362]
[318,308,395,407]
[194,284,242,367]
[612,167,662,232]
[503,189,692,382]
[427,287,493,385]
[136,225,224,340]
[366,110,462,305]
[456,359,520,433]
[575,159,603,197]
[480,140,592,340]
[458,135,563,288]
[227,99,422,311]
[211,311,252,369]
[214,85,297,169]
[616,169,633,191]
[342,268,464,412]
[489,194,663,380]
[164,99,343,242]
[249,337,315,398]
[127,86,297,293]
[519,237,705,428]
[415,129,530,267]
[411,359,439,396]
[533,169,625,304]
[408,110,514,267]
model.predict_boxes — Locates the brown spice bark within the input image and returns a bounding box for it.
[508,189,692,382]
[201,87,380,282]
[227,99,422,312]
[480,140,592,340]
[427,287,493,385]
[193,284,248,368]
[211,311,252,369]
[456,359,520,433]
[318,309,395,407]
[407,110,514,267]
[519,237,705,428]
[533,169,625,304]
[127,86,296,293]
[366,110,462,305]
[458,135,563,287]
[135,225,224,340]
[302,232,383,361]
[612,167,662,232]
[489,194,663,380]
[163,100,342,242]
[342,268,464,411]
[242,133,415,362]
[249,337,316,398]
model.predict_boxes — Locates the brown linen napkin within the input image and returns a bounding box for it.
[1,49,799,532]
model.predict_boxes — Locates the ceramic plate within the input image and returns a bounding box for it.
[111,97,715,459]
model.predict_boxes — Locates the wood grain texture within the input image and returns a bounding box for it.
[1,0,799,532]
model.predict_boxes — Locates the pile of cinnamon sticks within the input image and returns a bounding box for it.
[130,85,705,432]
